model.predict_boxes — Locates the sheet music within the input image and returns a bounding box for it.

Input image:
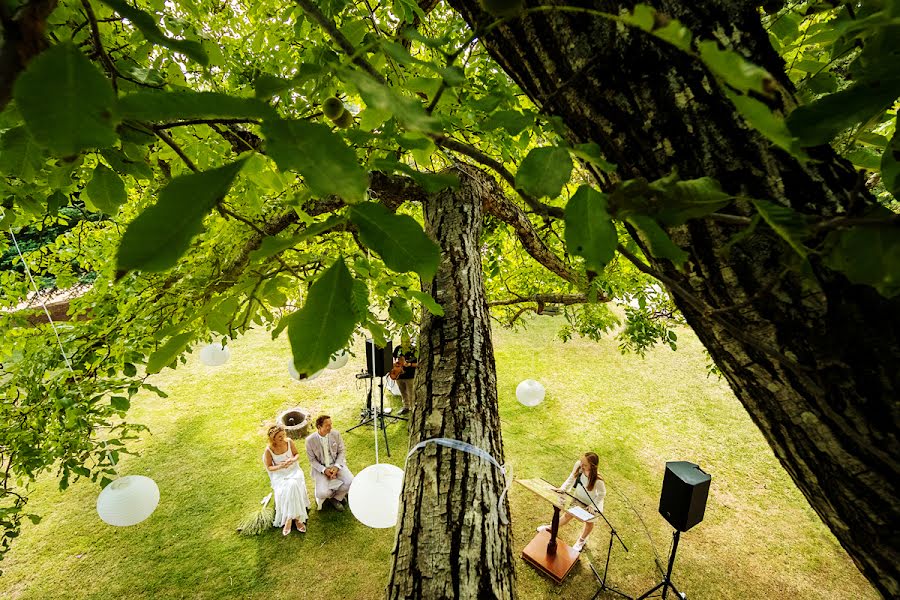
[566,505,595,521]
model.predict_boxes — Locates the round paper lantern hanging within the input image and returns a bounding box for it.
[348,463,404,528]
[516,379,546,407]
[327,350,350,370]
[96,475,160,526]
[287,358,324,381]
[198,343,230,367]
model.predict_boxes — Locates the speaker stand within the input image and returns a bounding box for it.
[346,376,406,457]
[636,530,684,600]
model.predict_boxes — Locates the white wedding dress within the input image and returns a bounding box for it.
[264,445,310,527]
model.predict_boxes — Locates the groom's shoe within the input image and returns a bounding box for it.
[328,498,345,512]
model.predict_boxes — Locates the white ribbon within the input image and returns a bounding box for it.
[406,437,513,525]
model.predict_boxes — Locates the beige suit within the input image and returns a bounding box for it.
[305,430,354,502]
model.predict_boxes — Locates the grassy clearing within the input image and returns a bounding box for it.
[0,318,877,599]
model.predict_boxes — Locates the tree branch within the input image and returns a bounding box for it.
[488,293,588,307]
[479,167,582,286]
[155,118,262,130]
[431,134,566,219]
[0,0,59,110]
[293,0,385,83]
[152,127,198,172]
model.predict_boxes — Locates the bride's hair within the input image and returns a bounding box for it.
[267,424,285,445]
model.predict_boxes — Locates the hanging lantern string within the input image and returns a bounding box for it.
[406,437,512,525]
[8,228,73,371]
[8,227,118,474]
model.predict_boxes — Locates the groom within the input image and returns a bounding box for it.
[305,414,354,511]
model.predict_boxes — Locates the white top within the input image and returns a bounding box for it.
[561,460,606,512]
[318,433,332,467]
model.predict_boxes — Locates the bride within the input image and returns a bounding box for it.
[263,425,310,535]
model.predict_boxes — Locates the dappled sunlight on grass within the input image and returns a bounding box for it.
[0,318,877,599]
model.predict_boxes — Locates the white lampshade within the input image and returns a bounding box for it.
[327,350,350,370]
[96,475,160,526]
[348,463,404,529]
[516,379,546,407]
[198,343,230,367]
[287,358,323,381]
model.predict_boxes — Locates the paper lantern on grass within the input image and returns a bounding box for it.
[516,379,545,407]
[348,463,404,528]
[199,343,230,367]
[327,350,350,370]
[287,358,324,381]
[96,475,159,526]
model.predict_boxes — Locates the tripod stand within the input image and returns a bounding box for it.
[569,480,632,600]
[635,530,684,600]
[346,373,406,456]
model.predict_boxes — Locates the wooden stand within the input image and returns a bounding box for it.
[522,527,580,583]
[518,478,596,584]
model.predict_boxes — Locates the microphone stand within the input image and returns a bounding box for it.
[572,478,633,600]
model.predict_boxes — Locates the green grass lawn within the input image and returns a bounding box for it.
[0,318,878,599]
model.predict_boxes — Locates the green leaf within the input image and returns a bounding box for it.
[146,331,193,374]
[516,146,573,199]
[698,40,774,95]
[100,148,153,180]
[262,119,368,203]
[564,186,617,272]
[647,175,732,226]
[118,91,272,122]
[248,215,348,261]
[370,158,458,193]
[287,258,359,377]
[351,279,369,321]
[571,142,617,172]
[751,199,810,258]
[0,126,45,182]
[824,225,900,298]
[123,363,137,377]
[407,290,444,316]
[99,0,209,65]
[85,165,127,215]
[13,43,118,156]
[117,158,247,273]
[724,89,805,159]
[483,110,535,136]
[349,202,440,279]
[110,396,131,412]
[388,297,414,325]
[786,79,900,146]
[881,119,899,199]
[341,69,441,133]
[627,215,689,268]
[26,514,42,525]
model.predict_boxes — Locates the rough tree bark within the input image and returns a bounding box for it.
[387,167,517,599]
[446,0,899,596]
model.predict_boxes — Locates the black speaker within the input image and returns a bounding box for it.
[658,461,711,532]
[365,339,393,377]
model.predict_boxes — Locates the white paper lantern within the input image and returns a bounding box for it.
[348,463,404,529]
[287,358,324,381]
[327,350,350,370]
[516,379,546,407]
[198,343,230,367]
[96,475,160,526]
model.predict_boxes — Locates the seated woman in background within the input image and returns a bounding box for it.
[263,424,310,535]
[537,452,606,552]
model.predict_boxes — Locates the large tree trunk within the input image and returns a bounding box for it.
[387,167,517,599]
[446,0,899,596]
